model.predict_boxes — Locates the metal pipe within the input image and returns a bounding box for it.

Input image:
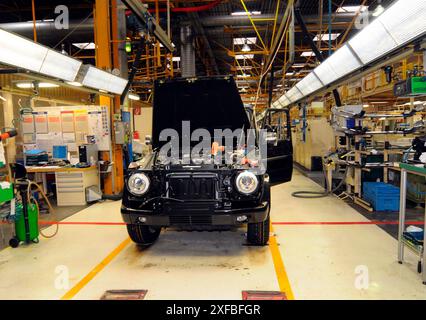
[31,0,37,42]
[200,12,360,27]
[180,25,196,77]
[0,20,93,43]
[328,0,332,56]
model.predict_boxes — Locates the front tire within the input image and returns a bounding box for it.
[127,224,161,246]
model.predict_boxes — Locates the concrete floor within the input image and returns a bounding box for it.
[0,170,425,300]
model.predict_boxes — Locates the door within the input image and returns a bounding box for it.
[262,109,293,183]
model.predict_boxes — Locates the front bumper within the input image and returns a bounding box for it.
[121,201,269,226]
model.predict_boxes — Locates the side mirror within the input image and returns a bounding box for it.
[145,135,152,146]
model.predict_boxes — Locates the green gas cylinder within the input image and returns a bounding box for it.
[14,203,39,243]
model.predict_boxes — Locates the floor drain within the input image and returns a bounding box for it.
[101,290,148,300]
[242,291,287,300]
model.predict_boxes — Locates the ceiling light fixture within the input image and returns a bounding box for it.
[231,11,261,16]
[81,66,128,95]
[233,37,257,45]
[301,51,316,57]
[241,40,251,52]
[0,29,82,82]
[313,33,341,41]
[16,82,59,89]
[272,0,426,109]
[66,81,83,87]
[72,42,96,50]
[336,5,368,13]
[128,93,140,101]
[373,1,385,17]
[236,54,254,60]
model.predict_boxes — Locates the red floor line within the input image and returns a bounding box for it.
[272,221,424,226]
[1,220,423,227]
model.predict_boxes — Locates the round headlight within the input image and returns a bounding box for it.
[128,173,150,195]
[235,171,259,195]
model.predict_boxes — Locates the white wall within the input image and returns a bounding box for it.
[134,107,153,139]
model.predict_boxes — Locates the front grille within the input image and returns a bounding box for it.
[167,173,217,200]
[169,215,213,225]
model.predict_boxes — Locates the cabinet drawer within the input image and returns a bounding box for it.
[57,187,85,193]
[56,183,84,189]
[57,190,85,206]
[56,178,83,184]
[56,172,83,179]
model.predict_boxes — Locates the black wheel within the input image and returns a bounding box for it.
[9,237,20,248]
[418,261,422,274]
[247,214,270,246]
[127,224,161,246]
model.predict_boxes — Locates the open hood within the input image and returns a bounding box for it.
[152,76,251,149]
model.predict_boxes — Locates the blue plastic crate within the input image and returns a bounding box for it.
[363,182,400,211]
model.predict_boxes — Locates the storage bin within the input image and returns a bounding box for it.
[363,182,400,211]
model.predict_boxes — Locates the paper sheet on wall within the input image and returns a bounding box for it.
[33,112,48,133]
[36,132,64,153]
[23,133,35,144]
[61,111,75,133]
[75,131,86,144]
[88,108,111,151]
[74,110,89,133]
[62,132,76,143]
[22,114,35,134]
[47,112,62,132]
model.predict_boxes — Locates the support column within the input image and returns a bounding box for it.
[95,0,123,194]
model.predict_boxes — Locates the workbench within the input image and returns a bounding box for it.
[25,166,99,206]
[398,162,426,284]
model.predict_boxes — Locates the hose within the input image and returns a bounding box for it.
[291,165,349,199]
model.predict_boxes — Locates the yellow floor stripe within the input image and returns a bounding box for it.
[269,225,295,300]
[61,237,131,300]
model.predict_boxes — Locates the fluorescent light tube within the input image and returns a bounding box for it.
[72,42,96,50]
[236,54,254,60]
[336,5,368,13]
[313,33,341,41]
[66,81,83,87]
[326,44,362,79]
[378,0,426,46]
[295,72,323,96]
[233,37,257,45]
[231,11,261,16]
[128,93,140,101]
[16,82,59,89]
[348,19,398,65]
[40,49,82,82]
[313,60,339,86]
[0,28,82,82]
[0,28,47,73]
[82,66,128,95]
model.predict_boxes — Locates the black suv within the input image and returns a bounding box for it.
[121,76,289,246]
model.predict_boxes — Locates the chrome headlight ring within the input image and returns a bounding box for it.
[128,173,150,196]
[235,171,259,195]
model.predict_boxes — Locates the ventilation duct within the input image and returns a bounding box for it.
[180,25,196,78]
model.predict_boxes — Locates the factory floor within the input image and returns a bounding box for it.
[0,170,425,300]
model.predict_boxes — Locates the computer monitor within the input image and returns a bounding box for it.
[52,145,68,161]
